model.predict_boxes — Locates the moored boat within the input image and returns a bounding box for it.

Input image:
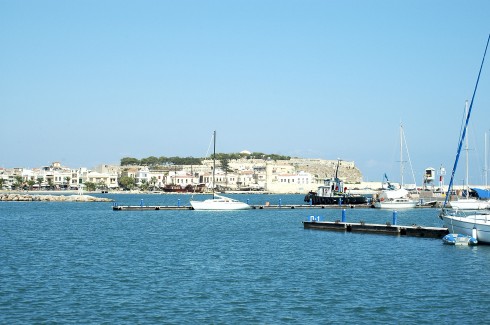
[304,160,368,206]
[442,232,478,245]
[189,131,251,211]
[440,34,490,243]
[190,193,251,210]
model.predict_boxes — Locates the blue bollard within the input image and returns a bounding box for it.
[392,210,398,225]
[309,198,312,207]
[140,199,143,207]
[247,199,249,204]
[339,197,343,206]
[279,198,282,208]
[178,198,180,207]
[341,209,346,222]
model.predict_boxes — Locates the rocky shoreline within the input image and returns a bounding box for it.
[0,193,113,202]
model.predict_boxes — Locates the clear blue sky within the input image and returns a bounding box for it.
[1,1,490,185]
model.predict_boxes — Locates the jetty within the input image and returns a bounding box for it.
[303,219,448,239]
[111,203,378,211]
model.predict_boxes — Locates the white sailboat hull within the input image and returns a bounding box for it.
[190,195,251,210]
[448,199,489,210]
[374,199,418,209]
[441,213,490,244]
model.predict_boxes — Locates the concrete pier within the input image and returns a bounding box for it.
[112,204,375,211]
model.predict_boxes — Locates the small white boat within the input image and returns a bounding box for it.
[189,130,251,211]
[190,194,251,210]
[374,196,418,209]
[442,232,478,246]
[374,187,417,209]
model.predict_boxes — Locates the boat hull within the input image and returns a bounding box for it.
[441,213,490,244]
[304,194,367,205]
[448,199,489,210]
[190,195,251,210]
[374,199,417,209]
[374,202,417,209]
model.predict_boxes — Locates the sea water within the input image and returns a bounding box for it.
[1,193,490,324]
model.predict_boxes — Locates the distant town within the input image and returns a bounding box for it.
[0,152,366,194]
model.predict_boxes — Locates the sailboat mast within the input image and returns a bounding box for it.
[212,130,216,199]
[464,100,469,199]
[400,124,404,188]
[442,34,490,211]
[486,131,488,188]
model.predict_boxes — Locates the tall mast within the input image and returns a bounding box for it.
[486,131,488,188]
[212,130,216,199]
[442,34,490,211]
[400,123,404,188]
[464,100,469,199]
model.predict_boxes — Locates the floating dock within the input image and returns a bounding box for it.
[303,220,449,239]
[112,203,373,211]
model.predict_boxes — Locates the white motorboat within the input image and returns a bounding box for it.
[374,195,418,209]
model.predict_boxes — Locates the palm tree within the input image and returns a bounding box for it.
[36,177,44,190]
[64,176,71,189]
[14,176,23,190]
[27,180,36,190]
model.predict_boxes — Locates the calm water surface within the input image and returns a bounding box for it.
[1,193,490,324]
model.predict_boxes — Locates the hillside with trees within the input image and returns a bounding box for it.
[120,152,291,166]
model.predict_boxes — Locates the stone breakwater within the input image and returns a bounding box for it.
[0,194,113,202]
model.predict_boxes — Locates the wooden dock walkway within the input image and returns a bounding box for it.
[112,204,373,211]
[303,220,449,239]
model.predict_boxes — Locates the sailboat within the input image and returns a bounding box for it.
[448,101,489,210]
[440,34,490,244]
[374,124,418,209]
[190,131,251,210]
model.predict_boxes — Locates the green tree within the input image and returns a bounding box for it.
[0,178,5,189]
[140,156,159,166]
[13,176,23,190]
[27,180,36,190]
[118,176,135,190]
[219,157,233,173]
[139,179,149,191]
[64,176,71,189]
[36,177,44,190]
[84,181,97,191]
[120,157,140,166]
[150,176,158,190]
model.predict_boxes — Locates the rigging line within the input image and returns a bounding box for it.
[442,34,490,212]
[402,125,418,192]
[205,132,214,158]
